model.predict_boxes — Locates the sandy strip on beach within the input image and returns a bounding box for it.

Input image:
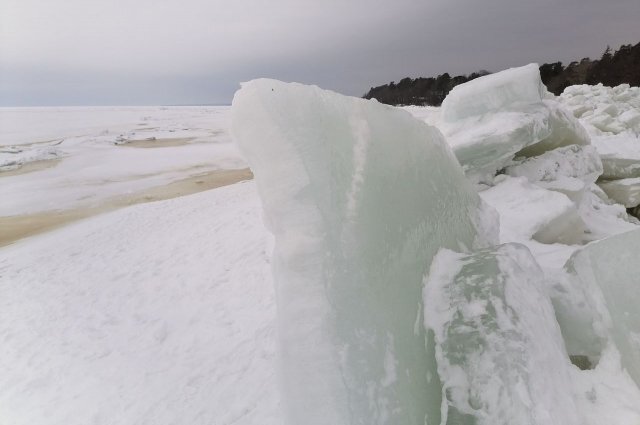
[0,167,253,247]
[118,137,196,148]
[0,158,62,177]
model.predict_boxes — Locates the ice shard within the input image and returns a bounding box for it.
[564,229,640,386]
[592,136,640,180]
[506,144,603,186]
[423,244,583,425]
[479,176,585,244]
[232,79,495,425]
[599,177,640,208]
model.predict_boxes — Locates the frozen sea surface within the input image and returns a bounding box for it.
[0,106,246,216]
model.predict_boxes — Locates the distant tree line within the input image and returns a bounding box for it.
[363,41,640,106]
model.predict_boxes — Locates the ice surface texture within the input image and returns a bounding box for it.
[599,178,640,208]
[480,176,585,244]
[232,79,492,425]
[564,229,640,386]
[559,84,640,137]
[592,136,640,180]
[423,244,583,425]
[439,64,589,183]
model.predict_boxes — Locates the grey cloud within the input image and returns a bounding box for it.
[1,0,638,105]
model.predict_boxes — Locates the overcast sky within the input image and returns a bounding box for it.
[1,0,638,106]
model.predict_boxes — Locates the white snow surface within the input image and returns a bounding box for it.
[0,181,281,425]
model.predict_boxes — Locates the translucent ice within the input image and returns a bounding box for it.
[480,176,585,244]
[599,178,640,208]
[439,64,589,183]
[441,64,546,122]
[232,79,495,425]
[592,135,640,179]
[563,229,640,387]
[423,243,583,425]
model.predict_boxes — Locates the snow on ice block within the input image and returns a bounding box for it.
[564,229,640,387]
[423,244,583,425]
[232,79,495,425]
[516,101,591,157]
[480,176,585,244]
[506,144,603,185]
[599,177,640,208]
[443,106,550,183]
[439,65,589,183]
[592,135,640,179]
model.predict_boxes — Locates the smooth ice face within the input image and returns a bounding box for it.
[441,64,545,122]
[564,229,640,387]
[423,244,583,425]
[438,65,589,183]
[599,178,640,208]
[515,101,591,157]
[480,176,585,244]
[592,136,640,179]
[232,80,492,425]
[443,106,551,183]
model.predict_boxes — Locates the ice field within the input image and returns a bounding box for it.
[3,65,640,424]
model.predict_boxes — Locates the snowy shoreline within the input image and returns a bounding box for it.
[3,70,640,424]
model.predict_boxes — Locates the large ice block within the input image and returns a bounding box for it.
[592,135,640,179]
[423,244,583,425]
[443,106,551,183]
[441,64,545,122]
[564,229,640,386]
[232,79,494,425]
[599,177,640,208]
[480,176,585,244]
[506,144,602,185]
[439,65,589,183]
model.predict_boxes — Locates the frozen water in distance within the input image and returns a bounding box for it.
[423,243,583,425]
[232,79,493,425]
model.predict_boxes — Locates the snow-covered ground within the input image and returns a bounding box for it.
[3,70,640,424]
[1,106,280,424]
[0,182,281,425]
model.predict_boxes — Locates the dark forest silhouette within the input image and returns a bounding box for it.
[363,42,640,106]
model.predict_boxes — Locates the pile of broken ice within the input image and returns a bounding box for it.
[558,84,640,212]
[232,65,640,425]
